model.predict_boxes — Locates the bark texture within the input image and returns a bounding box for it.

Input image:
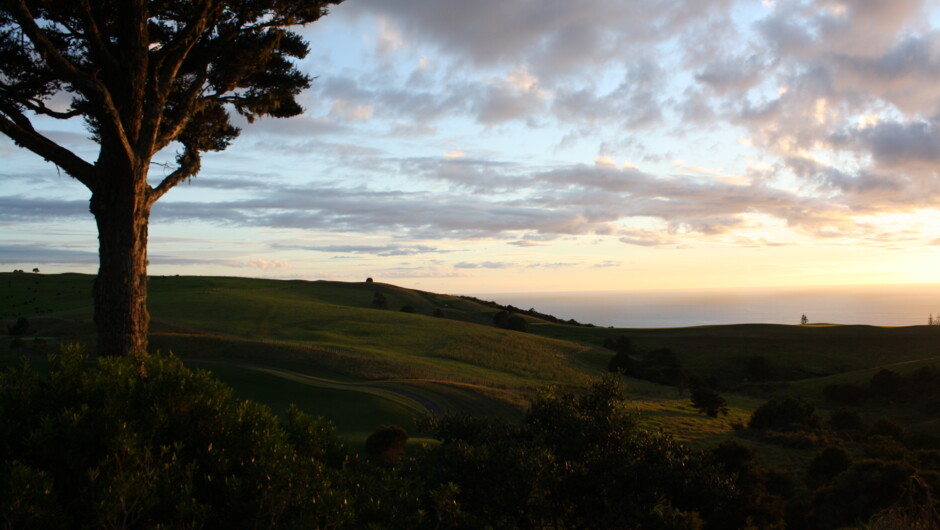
[90,162,152,357]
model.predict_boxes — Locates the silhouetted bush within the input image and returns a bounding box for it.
[691,387,729,417]
[372,291,388,309]
[829,408,866,434]
[807,446,852,489]
[505,315,527,332]
[870,369,905,399]
[607,350,635,374]
[400,305,416,314]
[365,425,409,466]
[869,418,905,442]
[743,355,776,382]
[823,382,870,405]
[811,459,914,528]
[0,347,353,528]
[748,397,821,432]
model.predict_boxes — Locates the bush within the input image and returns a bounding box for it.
[806,446,852,489]
[811,459,914,528]
[365,425,409,466]
[869,418,905,442]
[823,382,870,405]
[748,397,821,432]
[0,347,353,528]
[420,377,757,528]
[829,408,866,434]
[690,387,729,418]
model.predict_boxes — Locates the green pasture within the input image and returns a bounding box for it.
[3,272,939,451]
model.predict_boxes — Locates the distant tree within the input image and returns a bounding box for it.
[748,397,821,432]
[366,277,374,283]
[607,350,635,374]
[31,268,39,273]
[870,369,905,399]
[400,305,416,314]
[602,335,634,355]
[0,0,342,358]
[868,418,905,442]
[691,387,729,418]
[492,310,510,327]
[801,314,809,325]
[7,317,30,336]
[505,315,528,332]
[828,408,867,434]
[806,446,852,490]
[744,355,776,382]
[372,291,388,309]
[433,309,445,318]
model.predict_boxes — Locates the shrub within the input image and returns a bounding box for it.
[807,446,852,489]
[400,305,416,314]
[748,397,821,432]
[365,425,409,466]
[607,350,635,374]
[829,408,866,434]
[0,347,353,528]
[869,418,905,442]
[823,382,870,405]
[811,459,914,528]
[690,387,729,418]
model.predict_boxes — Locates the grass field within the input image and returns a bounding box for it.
[3,272,939,449]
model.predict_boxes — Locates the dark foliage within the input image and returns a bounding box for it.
[748,397,821,432]
[828,408,867,435]
[631,348,686,389]
[824,382,870,405]
[420,377,754,528]
[6,316,30,336]
[869,418,906,442]
[492,310,528,332]
[372,291,388,309]
[691,387,729,418]
[400,305,416,314]
[0,348,353,528]
[743,355,777,382]
[365,425,409,466]
[811,459,915,528]
[807,446,852,489]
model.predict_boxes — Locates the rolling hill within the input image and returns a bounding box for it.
[2,272,938,445]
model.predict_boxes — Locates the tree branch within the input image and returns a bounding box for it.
[138,0,218,156]
[149,145,201,203]
[0,105,95,189]
[153,70,211,152]
[10,0,135,164]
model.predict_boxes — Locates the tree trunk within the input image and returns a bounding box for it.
[89,163,152,359]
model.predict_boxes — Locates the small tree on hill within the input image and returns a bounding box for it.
[372,291,388,310]
[691,387,729,418]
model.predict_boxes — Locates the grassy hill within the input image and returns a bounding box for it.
[2,272,939,446]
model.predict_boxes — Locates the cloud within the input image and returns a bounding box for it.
[454,261,513,269]
[0,244,97,265]
[273,243,448,256]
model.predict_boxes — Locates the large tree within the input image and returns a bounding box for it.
[0,0,341,357]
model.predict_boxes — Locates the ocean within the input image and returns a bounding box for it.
[474,284,940,328]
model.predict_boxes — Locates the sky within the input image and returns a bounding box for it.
[2,0,940,295]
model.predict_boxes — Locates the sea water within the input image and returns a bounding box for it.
[473,284,940,328]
